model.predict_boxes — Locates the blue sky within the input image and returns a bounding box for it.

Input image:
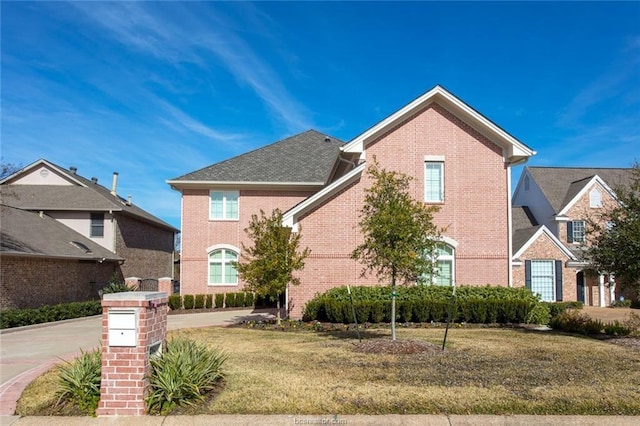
[2,1,639,229]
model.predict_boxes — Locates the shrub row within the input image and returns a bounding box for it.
[0,301,102,329]
[549,310,633,336]
[168,292,255,311]
[543,301,584,318]
[303,285,549,325]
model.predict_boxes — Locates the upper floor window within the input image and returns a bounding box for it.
[424,161,444,202]
[589,188,602,208]
[208,248,238,285]
[210,191,239,220]
[567,220,585,244]
[90,213,104,237]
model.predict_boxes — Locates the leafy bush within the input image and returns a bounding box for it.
[101,281,137,294]
[56,349,101,415]
[244,292,254,307]
[168,295,182,311]
[235,292,246,308]
[215,294,224,309]
[611,299,632,308]
[0,301,102,329]
[526,302,551,325]
[225,293,236,308]
[147,338,226,414]
[194,294,205,309]
[549,310,604,335]
[302,285,544,325]
[604,321,632,336]
[543,301,583,318]
[205,294,213,309]
[183,295,195,310]
[631,299,640,309]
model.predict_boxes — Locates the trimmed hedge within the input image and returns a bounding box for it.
[303,285,548,325]
[168,295,182,311]
[0,301,102,329]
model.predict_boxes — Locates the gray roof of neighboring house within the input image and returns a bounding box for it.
[512,206,540,255]
[1,204,123,261]
[1,160,177,232]
[171,130,345,184]
[526,166,633,213]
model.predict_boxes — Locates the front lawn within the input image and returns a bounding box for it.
[16,326,640,415]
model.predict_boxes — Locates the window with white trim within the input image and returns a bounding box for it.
[590,188,602,208]
[530,260,555,302]
[208,248,238,285]
[424,162,444,202]
[422,243,455,286]
[90,213,104,237]
[568,220,585,243]
[210,191,239,220]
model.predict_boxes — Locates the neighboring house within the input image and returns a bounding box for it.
[1,204,123,309]
[169,85,536,318]
[0,159,178,310]
[512,166,634,306]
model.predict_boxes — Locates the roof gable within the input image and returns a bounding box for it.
[341,85,535,164]
[168,130,345,188]
[526,166,632,214]
[512,223,576,260]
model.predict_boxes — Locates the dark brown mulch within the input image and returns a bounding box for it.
[352,338,442,355]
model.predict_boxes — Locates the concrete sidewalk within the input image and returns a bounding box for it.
[2,414,639,425]
[0,309,275,417]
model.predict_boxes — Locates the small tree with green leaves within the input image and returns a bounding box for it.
[586,161,640,298]
[351,159,443,340]
[235,209,310,324]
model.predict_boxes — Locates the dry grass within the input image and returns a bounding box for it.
[17,327,640,415]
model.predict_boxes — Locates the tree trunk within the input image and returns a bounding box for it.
[391,268,396,341]
[276,293,281,325]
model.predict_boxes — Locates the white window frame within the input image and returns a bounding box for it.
[207,245,239,286]
[572,220,586,243]
[530,260,556,302]
[424,156,445,203]
[421,243,455,286]
[209,190,239,220]
[90,213,104,238]
[589,188,602,208]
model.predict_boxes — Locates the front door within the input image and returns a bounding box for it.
[577,271,585,303]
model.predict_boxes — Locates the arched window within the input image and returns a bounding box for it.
[421,243,455,286]
[208,248,238,285]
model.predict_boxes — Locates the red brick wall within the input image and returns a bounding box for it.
[115,214,174,279]
[0,256,115,310]
[180,189,313,296]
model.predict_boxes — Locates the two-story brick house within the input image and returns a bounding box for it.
[1,159,178,309]
[169,85,536,317]
[512,166,634,306]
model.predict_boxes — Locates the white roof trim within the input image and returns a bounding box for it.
[557,175,618,216]
[341,85,535,163]
[283,163,366,229]
[512,225,577,261]
[0,159,87,187]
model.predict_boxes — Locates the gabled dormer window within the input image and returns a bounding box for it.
[590,188,602,208]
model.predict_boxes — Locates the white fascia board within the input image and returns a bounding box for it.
[282,163,366,228]
[512,225,577,261]
[0,159,87,187]
[166,180,324,191]
[341,85,536,163]
[557,175,618,216]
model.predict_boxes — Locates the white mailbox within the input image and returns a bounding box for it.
[108,309,137,347]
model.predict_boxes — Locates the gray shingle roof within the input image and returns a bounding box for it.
[1,160,177,231]
[171,130,345,184]
[512,206,540,255]
[512,225,542,256]
[1,204,123,261]
[527,167,633,213]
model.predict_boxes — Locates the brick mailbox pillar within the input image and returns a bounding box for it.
[96,292,168,416]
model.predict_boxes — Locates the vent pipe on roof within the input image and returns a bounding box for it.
[70,166,77,174]
[127,195,132,205]
[91,177,98,184]
[324,137,331,143]
[111,172,119,196]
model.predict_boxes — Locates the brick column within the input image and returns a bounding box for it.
[96,292,168,416]
[158,277,173,295]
